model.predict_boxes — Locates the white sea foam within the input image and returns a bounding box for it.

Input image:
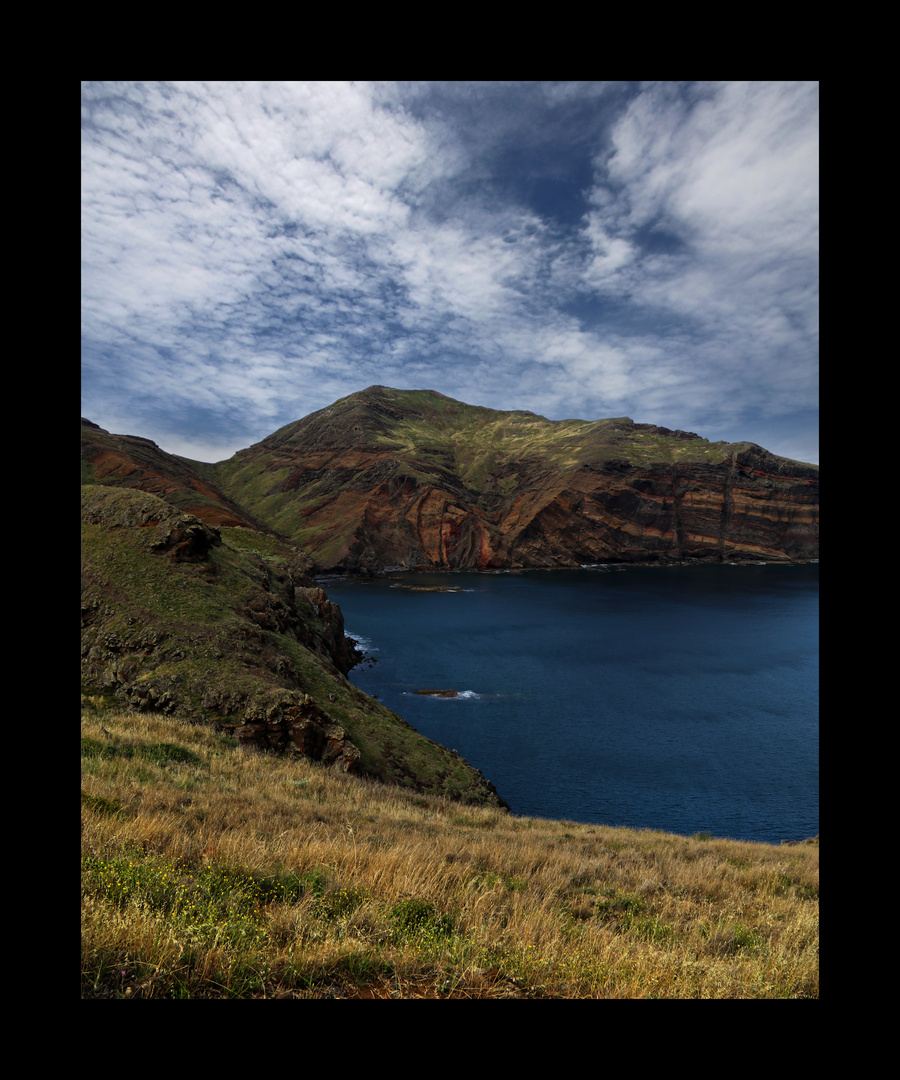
[401,690,480,699]
[346,632,377,652]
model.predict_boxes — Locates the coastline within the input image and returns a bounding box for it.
[327,562,818,844]
[316,557,819,586]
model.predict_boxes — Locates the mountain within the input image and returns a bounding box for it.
[206,386,819,574]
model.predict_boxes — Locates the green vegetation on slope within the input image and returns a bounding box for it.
[81,485,503,806]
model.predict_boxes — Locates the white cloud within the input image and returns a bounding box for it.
[81,82,818,463]
[588,81,818,314]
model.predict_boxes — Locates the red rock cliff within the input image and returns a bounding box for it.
[210,387,818,573]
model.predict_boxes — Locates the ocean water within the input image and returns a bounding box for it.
[324,564,819,844]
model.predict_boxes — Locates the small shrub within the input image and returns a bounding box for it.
[139,743,205,768]
[595,892,646,918]
[81,791,125,817]
[387,899,454,942]
[334,951,394,985]
[318,886,370,920]
[629,915,674,944]
[81,737,114,759]
[725,856,751,870]
[706,921,764,956]
[731,923,763,952]
[298,868,328,898]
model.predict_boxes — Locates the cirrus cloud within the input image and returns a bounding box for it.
[82,81,818,464]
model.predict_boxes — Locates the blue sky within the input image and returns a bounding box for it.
[81,81,818,465]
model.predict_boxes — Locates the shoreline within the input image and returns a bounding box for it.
[316,557,819,585]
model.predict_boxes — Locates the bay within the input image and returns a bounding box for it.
[324,564,819,844]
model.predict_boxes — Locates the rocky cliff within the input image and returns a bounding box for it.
[81,418,266,531]
[208,386,818,574]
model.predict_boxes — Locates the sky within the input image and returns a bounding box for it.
[81,81,819,465]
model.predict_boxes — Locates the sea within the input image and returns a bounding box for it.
[323,563,819,845]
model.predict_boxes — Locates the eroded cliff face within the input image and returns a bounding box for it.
[209,387,818,573]
[303,460,816,571]
[494,451,818,568]
[81,418,265,531]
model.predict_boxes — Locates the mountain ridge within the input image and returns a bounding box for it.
[204,387,819,573]
[83,387,819,575]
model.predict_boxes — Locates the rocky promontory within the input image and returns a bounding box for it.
[81,484,507,806]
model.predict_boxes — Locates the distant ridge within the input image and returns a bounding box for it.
[83,386,818,574]
[81,418,264,530]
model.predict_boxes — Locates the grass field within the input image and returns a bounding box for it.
[81,704,818,999]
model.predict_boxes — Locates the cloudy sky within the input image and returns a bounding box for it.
[81,81,818,465]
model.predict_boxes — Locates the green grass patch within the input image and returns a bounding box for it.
[316,886,371,920]
[82,850,324,951]
[81,791,125,817]
[387,899,455,945]
[81,737,204,768]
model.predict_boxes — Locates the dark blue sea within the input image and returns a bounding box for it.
[324,564,818,844]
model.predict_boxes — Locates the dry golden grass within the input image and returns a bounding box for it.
[81,707,818,998]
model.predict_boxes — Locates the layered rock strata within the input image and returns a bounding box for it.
[210,387,818,573]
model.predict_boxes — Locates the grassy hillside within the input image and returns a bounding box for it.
[82,705,818,999]
[81,485,503,805]
[256,386,740,473]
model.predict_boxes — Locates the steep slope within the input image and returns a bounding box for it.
[210,386,819,573]
[81,484,507,807]
[82,418,266,531]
